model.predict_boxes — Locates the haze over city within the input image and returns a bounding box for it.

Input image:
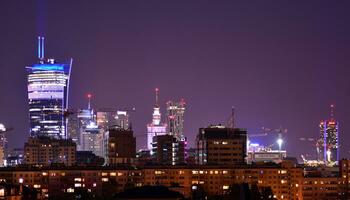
[0,0,350,160]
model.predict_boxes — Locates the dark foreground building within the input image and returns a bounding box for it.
[196,125,247,165]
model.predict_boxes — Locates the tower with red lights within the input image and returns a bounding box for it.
[318,105,339,165]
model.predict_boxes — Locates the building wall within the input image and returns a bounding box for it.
[107,129,136,165]
[24,137,76,166]
[196,127,247,165]
[0,163,349,200]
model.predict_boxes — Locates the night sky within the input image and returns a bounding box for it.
[0,1,349,160]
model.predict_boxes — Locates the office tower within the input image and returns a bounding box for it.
[152,135,185,165]
[67,109,79,143]
[115,111,130,130]
[196,125,247,165]
[147,88,167,150]
[105,127,136,165]
[24,136,76,166]
[96,109,132,160]
[317,105,339,165]
[26,37,72,139]
[166,99,186,140]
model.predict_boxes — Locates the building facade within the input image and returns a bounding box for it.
[106,127,136,165]
[196,126,247,165]
[152,135,185,165]
[24,136,76,166]
[166,99,186,141]
[26,37,72,139]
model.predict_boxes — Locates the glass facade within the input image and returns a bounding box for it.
[26,59,72,139]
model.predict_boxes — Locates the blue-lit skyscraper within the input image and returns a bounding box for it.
[26,37,72,139]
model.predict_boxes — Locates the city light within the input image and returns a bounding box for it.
[277,138,283,151]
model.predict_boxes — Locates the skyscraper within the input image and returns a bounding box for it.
[147,88,167,150]
[318,105,339,165]
[166,99,186,140]
[26,37,72,139]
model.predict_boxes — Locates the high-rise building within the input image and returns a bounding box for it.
[26,37,72,139]
[147,88,167,150]
[166,99,186,140]
[105,127,136,165]
[196,125,247,165]
[317,105,339,166]
[152,135,185,165]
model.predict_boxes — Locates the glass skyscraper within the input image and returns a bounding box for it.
[317,105,339,166]
[26,37,72,139]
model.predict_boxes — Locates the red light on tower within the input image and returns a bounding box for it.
[87,93,92,99]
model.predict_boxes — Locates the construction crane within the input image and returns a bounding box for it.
[260,126,287,151]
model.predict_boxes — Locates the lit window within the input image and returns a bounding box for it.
[118,172,123,176]
[192,181,199,184]
[74,183,82,188]
[223,185,229,190]
[155,171,163,175]
[110,172,116,176]
[102,178,109,182]
[0,188,4,197]
[67,188,74,193]
[33,184,41,189]
[102,173,108,176]
[192,171,199,175]
[223,171,228,175]
[42,172,48,176]
[222,141,228,145]
[74,178,82,182]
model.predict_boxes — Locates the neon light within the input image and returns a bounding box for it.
[32,64,64,71]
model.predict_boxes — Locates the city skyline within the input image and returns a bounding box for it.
[0,1,350,160]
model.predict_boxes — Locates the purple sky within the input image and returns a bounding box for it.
[0,1,349,160]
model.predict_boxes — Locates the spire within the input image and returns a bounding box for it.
[155,88,159,107]
[87,93,92,110]
[37,36,45,60]
[330,104,335,120]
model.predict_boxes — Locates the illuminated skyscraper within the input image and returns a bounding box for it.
[166,99,186,140]
[26,37,72,139]
[147,88,167,150]
[318,105,339,165]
